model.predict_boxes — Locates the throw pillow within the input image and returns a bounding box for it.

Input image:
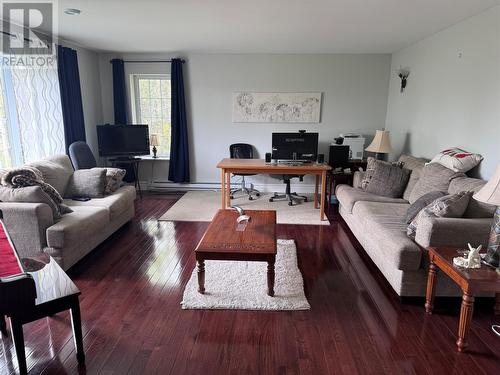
[397,155,429,201]
[365,162,411,198]
[0,185,73,219]
[405,191,446,224]
[408,163,465,204]
[65,169,107,198]
[96,167,126,194]
[361,157,404,191]
[430,148,483,173]
[407,191,472,239]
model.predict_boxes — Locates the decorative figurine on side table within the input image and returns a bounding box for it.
[453,243,482,269]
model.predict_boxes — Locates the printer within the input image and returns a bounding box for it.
[340,133,365,160]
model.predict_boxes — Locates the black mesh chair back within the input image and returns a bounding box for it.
[230,143,254,159]
[69,141,97,170]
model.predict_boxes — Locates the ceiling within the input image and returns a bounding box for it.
[27,0,500,53]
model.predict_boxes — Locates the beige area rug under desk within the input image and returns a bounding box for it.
[158,191,330,225]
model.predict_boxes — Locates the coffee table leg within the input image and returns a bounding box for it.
[457,291,474,353]
[70,298,85,365]
[10,318,27,375]
[0,315,7,336]
[425,262,438,314]
[197,260,205,294]
[267,259,275,297]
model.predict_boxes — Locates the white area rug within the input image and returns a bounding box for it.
[181,240,310,311]
[159,190,329,225]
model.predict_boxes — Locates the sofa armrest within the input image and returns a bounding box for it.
[415,216,492,249]
[352,171,365,189]
[0,202,53,259]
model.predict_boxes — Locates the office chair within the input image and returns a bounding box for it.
[69,141,97,170]
[229,143,260,200]
[269,174,308,206]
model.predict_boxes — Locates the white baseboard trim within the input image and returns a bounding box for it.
[139,180,319,194]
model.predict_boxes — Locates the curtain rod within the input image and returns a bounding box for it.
[109,59,185,64]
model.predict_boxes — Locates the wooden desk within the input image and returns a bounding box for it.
[425,247,500,353]
[216,159,331,221]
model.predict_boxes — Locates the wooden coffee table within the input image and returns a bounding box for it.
[425,246,500,353]
[195,209,277,296]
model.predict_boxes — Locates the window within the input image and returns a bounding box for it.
[132,75,171,157]
[0,64,65,168]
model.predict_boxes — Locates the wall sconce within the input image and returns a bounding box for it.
[398,68,410,93]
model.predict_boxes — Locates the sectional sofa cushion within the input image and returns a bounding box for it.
[64,185,136,221]
[397,155,429,201]
[430,148,483,173]
[46,205,110,251]
[65,169,107,198]
[28,155,74,196]
[335,185,407,213]
[351,201,423,271]
[408,163,465,204]
[448,177,496,218]
[365,162,411,198]
[405,191,446,224]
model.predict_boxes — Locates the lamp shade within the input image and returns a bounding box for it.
[365,130,393,154]
[473,165,500,206]
[150,134,159,147]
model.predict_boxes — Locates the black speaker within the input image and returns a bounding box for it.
[265,152,272,163]
[317,154,324,163]
[329,145,349,168]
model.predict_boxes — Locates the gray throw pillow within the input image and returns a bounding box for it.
[361,157,404,191]
[65,169,107,198]
[408,163,465,204]
[405,191,446,224]
[407,191,472,238]
[93,167,126,194]
[0,185,72,219]
[364,162,411,198]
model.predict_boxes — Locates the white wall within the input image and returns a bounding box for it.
[98,53,391,187]
[385,5,500,179]
[61,40,103,157]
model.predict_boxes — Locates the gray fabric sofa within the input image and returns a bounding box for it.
[0,155,136,270]
[336,155,494,297]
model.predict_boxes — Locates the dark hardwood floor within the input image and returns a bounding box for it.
[1,193,499,374]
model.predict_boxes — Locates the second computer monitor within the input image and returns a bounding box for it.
[272,132,319,162]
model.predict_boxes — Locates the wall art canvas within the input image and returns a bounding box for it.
[232,92,322,123]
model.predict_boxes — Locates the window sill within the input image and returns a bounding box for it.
[141,155,170,161]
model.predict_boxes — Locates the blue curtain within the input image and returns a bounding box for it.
[168,58,190,183]
[57,45,86,153]
[111,59,129,124]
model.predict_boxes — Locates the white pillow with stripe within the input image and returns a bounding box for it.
[430,148,483,173]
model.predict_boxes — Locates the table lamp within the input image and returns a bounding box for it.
[473,164,500,269]
[365,129,393,160]
[150,134,159,158]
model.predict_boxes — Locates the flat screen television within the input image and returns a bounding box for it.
[272,132,319,161]
[97,125,150,157]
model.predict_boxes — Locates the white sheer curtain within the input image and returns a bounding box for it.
[10,65,65,164]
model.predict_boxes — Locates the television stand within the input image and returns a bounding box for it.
[109,157,143,199]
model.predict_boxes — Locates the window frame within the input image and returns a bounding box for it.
[131,73,172,159]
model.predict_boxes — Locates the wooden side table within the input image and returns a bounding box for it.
[327,159,367,205]
[425,246,500,352]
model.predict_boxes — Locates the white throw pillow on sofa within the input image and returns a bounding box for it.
[430,148,483,173]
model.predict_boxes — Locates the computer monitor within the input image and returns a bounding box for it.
[272,132,319,162]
